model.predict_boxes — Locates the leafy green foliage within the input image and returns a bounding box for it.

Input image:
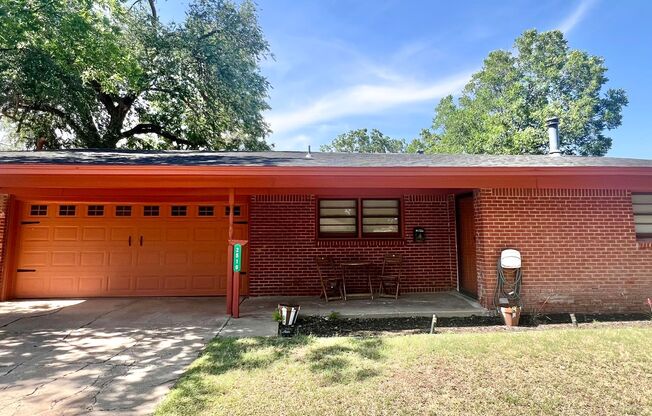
[0,0,272,150]
[320,128,406,153]
[412,30,628,156]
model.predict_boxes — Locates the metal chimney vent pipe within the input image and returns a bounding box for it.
[546,117,561,156]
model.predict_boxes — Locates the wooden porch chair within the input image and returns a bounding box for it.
[315,255,346,302]
[377,254,403,299]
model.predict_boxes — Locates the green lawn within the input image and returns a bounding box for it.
[156,326,652,416]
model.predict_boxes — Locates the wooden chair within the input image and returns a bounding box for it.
[315,255,346,302]
[377,254,403,299]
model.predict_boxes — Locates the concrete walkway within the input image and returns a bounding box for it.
[0,297,227,416]
[239,291,488,319]
[218,292,489,338]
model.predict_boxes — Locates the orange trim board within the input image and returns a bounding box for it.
[1,164,652,191]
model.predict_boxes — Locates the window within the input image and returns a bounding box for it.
[318,199,358,238]
[199,206,215,216]
[362,199,400,237]
[115,205,132,217]
[59,205,76,216]
[633,193,652,240]
[225,206,241,217]
[30,205,47,216]
[87,205,104,216]
[171,205,187,217]
[143,205,160,217]
[318,198,402,239]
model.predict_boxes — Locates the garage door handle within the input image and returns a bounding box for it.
[140,236,143,246]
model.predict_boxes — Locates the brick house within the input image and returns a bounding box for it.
[0,149,651,314]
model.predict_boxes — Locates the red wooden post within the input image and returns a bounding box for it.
[228,239,248,318]
[226,188,235,315]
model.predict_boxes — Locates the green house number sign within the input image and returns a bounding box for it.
[233,243,242,272]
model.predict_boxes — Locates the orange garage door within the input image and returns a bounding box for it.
[13,202,247,298]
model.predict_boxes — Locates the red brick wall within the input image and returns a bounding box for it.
[475,189,652,314]
[248,194,458,296]
[0,194,9,293]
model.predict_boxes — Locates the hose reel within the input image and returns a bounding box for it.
[494,249,523,310]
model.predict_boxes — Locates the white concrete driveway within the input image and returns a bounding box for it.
[0,297,227,415]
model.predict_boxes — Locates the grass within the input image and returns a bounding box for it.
[155,326,652,416]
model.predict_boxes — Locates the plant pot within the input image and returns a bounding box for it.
[500,306,521,327]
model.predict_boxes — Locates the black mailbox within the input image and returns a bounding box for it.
[413,227,426,242]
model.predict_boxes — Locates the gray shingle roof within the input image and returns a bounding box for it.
[0,150,651,168]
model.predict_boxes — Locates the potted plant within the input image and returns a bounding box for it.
[500,305,521,327]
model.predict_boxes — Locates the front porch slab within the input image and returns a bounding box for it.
[239,291,489,319]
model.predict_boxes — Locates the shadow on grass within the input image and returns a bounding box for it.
[307,338,384,384]
[158,336,313,415]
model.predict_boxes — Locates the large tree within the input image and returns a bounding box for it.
[0,0,272,150]
[412,30,627,156]
[320,128,406,153]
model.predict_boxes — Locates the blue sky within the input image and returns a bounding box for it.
[160,0,652,158]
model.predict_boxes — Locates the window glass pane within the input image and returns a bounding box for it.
[87,205,104,216]
[320,225,357,233]
[30,205,47,216]
[320,208,357,217]
[362,207,399,216]
[116,206,132,217]
[320,200,356,208]
[199,206,215,216]
[363,217,399,225]
[320,218,356,226]
[171,206,187,216]
[144,206,159,216]
[225,206,241,216]
[363,225,400,234]
[59,205,76,216]
[363,200,399,208]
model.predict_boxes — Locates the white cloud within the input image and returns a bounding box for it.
[557,0,596,34]
[266,72,471,136]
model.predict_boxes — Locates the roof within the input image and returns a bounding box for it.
[1,150,651,168]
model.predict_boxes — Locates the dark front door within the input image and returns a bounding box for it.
[456,194,478,298]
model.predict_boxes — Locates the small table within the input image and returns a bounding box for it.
[339,261,374,300]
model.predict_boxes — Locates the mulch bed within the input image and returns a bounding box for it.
[294,313,652,337]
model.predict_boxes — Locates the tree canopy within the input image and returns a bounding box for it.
[320,128,406,153]
[412,30,627,156]
[0,0,272,150]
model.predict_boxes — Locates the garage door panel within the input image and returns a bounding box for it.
[49,276,79,295]
[135,276,161,290]
[82,227,107,241]
[108,251,133,267]
[14,276,47,296]
[51,252,78,266]
[22,226,50,241]
[108,275,132,291]
[163,276,189,290]
[191,276,218,290]
[80,252,106,267]
[137,251,162,266]
[14,201,245,298]
[110,227,135,242]
[166,228,190,241]
[78,276,106,294]
[18,251,49,267]
[192,250,217,265]
[53,227,79,241]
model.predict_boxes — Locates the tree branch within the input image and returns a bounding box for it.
[120,123,190,145]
